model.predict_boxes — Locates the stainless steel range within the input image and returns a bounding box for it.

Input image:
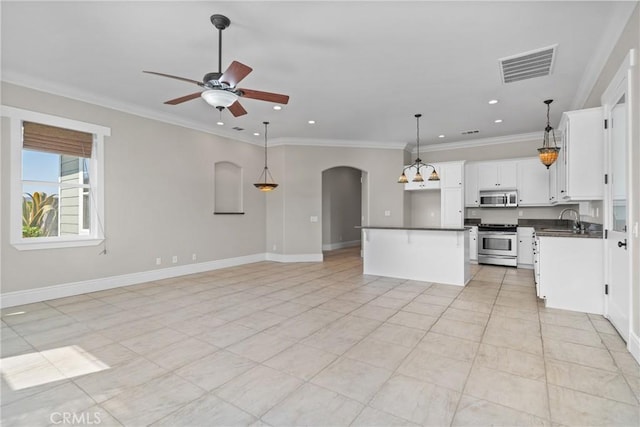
[477,223,518,267]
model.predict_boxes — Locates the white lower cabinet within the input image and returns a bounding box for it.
[517,227,534,267]
[537,236,604,314]
[469,227,478,262]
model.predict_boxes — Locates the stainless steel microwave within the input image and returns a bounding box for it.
[479,190,518,208]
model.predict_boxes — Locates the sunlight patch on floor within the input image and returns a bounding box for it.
[0,345,110,390]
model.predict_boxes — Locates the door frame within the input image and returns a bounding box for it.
[601,48,636,352]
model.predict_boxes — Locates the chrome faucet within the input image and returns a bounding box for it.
[559,208,581,230]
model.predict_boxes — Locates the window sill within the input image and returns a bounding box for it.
[12,237,104,251]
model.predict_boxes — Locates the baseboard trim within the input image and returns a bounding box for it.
[322,240,361,251]
[629,330,640,365]
[265,252,324,263]
[0,252,270,308]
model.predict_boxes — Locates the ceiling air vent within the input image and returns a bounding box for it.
[461,130,479,135]
[499,44,557,84]
[232,126,244,131]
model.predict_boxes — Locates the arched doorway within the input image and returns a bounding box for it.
[321,166,366,252]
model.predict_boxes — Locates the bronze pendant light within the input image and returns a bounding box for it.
[398,114,440,183]
[538,99,561,169]
[254,121,278,192]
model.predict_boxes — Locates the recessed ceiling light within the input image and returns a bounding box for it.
[253,132,260,136]
[216,121,224,126]
[438,135,445,138]
[494,119,503,123]
[488,99,499,105]
[273,105,282,111]
[308,120,316,124]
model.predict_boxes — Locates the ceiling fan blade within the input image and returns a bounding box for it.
[164,92,203,105]
[143,71,203,86]
[227,101,248,117]
[220,61,253,87]
[238,88,289,105]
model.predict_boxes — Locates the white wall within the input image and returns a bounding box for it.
[265,144,405,257]
[1,82,267,294]
[408,191,441,227]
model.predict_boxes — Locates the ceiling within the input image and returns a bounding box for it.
[1,1,636,150]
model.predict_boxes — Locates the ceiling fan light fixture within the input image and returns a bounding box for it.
[201,90,238,108]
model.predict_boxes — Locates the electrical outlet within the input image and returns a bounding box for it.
[192,253,197,261]
[272,244,277,251]
[310,216,318,223]
[384,210,391,217]
[518,210,524,217]
[155,257,161,265]
[172,255,178,264]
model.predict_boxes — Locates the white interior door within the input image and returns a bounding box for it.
[603,52,633,342]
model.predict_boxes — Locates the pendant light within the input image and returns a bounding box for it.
[254,121,278,192]
[398,114,440,183]
[538,99,560,169]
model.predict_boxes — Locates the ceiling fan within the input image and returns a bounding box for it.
[143,14,289,117]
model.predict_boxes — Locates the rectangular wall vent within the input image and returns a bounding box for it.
[499,44,557,84]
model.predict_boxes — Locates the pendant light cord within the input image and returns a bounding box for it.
[263,121,269,170]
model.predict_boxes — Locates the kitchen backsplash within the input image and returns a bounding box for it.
[465,202,603,225]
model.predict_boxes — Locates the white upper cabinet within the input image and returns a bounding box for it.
[517,158,550,206]
[556,107,604,201]
[441,187,464,227]
[440,161,464,188]
[464,163,479,207]
[477,160,517,190]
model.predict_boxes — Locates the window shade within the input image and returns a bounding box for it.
[23,121,93,158]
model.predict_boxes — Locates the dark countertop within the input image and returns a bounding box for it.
[535,229,603,239]
[463,218,603,238]
[357,226,469,232]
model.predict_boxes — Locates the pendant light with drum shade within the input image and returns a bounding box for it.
[398,114,440,183]
[538,99,561,168]
[254,121,278,192]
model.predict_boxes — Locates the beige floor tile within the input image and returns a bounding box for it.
[610,349,640,377]
[195,322,258,348]
[263,343,337,380]
[483,326,543,356]
[599,332,629,353]
[264,301,312,317]
[367,323,425,348]
[452,394,551,426]
[344,337,412,370]
[464,365,549,419]
[120,327,188,355]
[387,311,438,330]
[226,331,295,362]
[541,323,604,348]
[475,343,546,381]
[401,300,447,317]
[591,317,620,335]
[73,356,167,403]
[317,298,362,314]
[487,315,541,337]
[101,373,204,426]
[398,348,472,391]
[546,358,637,405]
[214,365,303,417]
[548,384,640,426]
[152,393,256,426]
[417,332,479,362]
[351,406,421,426]
[143,337,218,370]
[351,304,397,321]
[449,298,494,314]
[175,349,256,391]
[492,304,539,322]
[311,357,392,403]
[1,381,96,427]
[369,373,460,425]
[413,293,455,307]
[543,338,618,372]
[262,382,363,426]
[442,307,490,326]
[368,296,409,310]
[431,318,485,342]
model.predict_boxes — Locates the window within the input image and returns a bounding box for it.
[2,106,110,250]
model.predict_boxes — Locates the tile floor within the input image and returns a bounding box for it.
[1,247,639,426]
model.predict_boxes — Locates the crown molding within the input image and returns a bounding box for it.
[269,137,408,150]
[417,131,542,153]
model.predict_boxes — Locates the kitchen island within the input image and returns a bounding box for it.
[359,226,471,286]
